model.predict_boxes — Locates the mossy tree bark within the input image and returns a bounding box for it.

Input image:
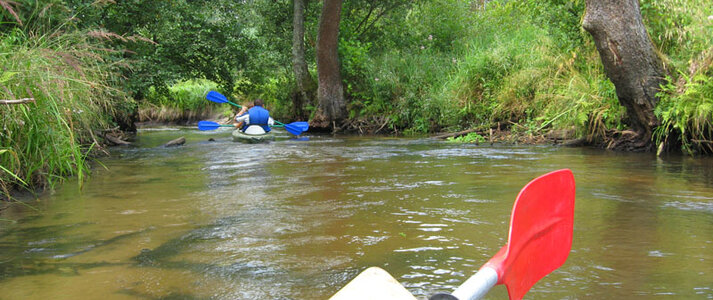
[291,0,316,120]
[312,0,346,131]
[583,0,666,151]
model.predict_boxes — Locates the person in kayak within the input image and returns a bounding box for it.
[234,98,274,134]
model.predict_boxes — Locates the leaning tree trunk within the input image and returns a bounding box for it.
[291,0,316,120]
[312,0,346,131]
[583,0,666,152]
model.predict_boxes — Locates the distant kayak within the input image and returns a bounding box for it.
[232,129,275,143]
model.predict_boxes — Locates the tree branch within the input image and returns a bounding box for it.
[432,129,480,139]
[357,2,404,39]
[354,4,376,35]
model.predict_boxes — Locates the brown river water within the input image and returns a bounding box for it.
[1,127,713,299]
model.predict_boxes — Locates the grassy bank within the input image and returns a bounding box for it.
[332,0,712,153]
[649,0,713,154]
[331,1,623,141]
[138,80,231,123]
[0,28,129,198]
[3,0,711,201]
[128,0,709,155]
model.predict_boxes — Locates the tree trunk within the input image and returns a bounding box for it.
[313,0,346,131]
[291,0,316,120]
[583,0,665,152]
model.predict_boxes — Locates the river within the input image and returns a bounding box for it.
[1,127,712,299]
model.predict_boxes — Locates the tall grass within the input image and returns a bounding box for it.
[0,27,127,198]
[424,1,624,140]
[138,79,230,122]
[648,0,713,154]
[353,50,459,135]
[655,58,713,154]
[330,0,625,140]
[338,0,470,135]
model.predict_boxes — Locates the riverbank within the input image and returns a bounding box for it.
[0,28,135,200]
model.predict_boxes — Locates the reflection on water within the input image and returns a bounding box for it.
[1,128,713,299]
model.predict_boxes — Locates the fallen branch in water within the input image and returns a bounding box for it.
[0,98,35,104]
[104,132,131,145]
[432,128,479,139]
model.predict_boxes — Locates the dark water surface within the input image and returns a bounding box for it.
[1,127,712,299]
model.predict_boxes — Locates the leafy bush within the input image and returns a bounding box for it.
[144,80,219,111]
[645,0,713,154]
[448,132,486,143]
[655,66,713,154]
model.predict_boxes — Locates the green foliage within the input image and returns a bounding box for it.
[446,17,552,121]
[248,73,295,120]
[1,0,710,170]
[325,0,624,140]
[337,0,471,134]
[517,0,586,52]
[447,132,486,144]
[344,49,461,134]
[638,0,713,154]
[144,80,219,111]
[655,67,713,154]
[641,0,712,60]
[0,26,128,195]
[69,0,256,99]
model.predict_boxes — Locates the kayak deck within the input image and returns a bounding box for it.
[232,130,275,143]
[329,267,417,300]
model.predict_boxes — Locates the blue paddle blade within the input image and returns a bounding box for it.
[283,122,309,135]
[197,120,221,131]
[290,121,309,130]
[206,91,228,104]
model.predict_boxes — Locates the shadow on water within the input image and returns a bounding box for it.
[132,215,287,279]
[116,289,209,300]
[1,214,291,284]
[0,220,143,280]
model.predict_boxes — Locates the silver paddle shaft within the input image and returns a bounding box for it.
[451,267,499,300]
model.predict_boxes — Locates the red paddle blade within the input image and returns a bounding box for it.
[484,169,575,300]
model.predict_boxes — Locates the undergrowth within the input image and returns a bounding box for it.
[0,27,127,198]
[138,79,231,122]
[648,0,713,154]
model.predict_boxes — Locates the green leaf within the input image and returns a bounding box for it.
[0,71,18,83]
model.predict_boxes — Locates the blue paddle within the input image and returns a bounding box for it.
[197,121,234,131]
[205,91,309,135]
[206,91,241,108]
[275,121,309,135]
[197,120,309,136]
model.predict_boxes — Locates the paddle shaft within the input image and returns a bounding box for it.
[429,267,498,300]
[454,267,499,300]
[224,100,242,108]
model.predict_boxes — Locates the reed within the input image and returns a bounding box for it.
[0,28,127,198]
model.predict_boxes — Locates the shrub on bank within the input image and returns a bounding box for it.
[648,0,713,154]
[339,1,624,140]
[138,79,232,123]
